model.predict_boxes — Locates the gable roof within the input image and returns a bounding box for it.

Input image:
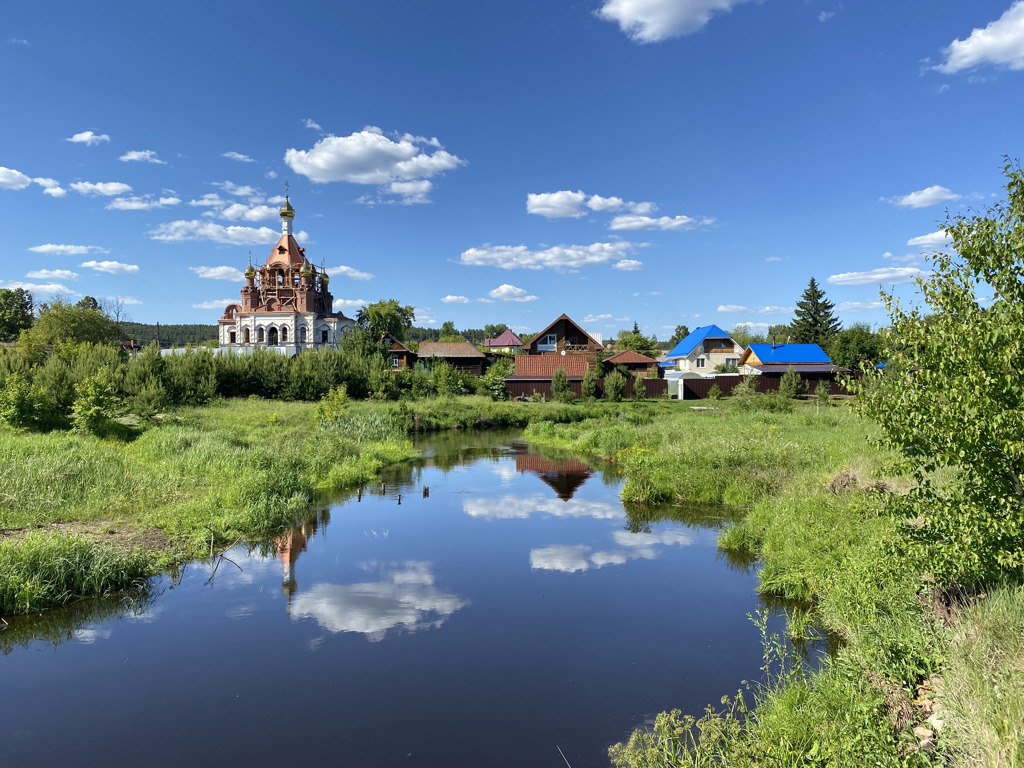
[605,350,657,365]
[484,329,523,348]
[665,325,735,358]
[381,333,413,354]
[742,343,832,365]
[416,341,485,359]
[511,355,589,379]
[528,313,601,349]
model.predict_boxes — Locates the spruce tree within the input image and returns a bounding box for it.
[789,278,841,346]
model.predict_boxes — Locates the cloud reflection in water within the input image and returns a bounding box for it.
[531,529,694,573]
[463,495,621,521]
[289,561,467,642]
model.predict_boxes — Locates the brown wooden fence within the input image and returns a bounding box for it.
[676,375,854,400]
[507,378,667,400]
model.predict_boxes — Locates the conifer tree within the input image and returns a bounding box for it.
[789,278,841,346]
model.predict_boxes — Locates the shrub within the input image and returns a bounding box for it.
[604,370,626,402]
[551,366,574,403]
[581,366,598,399]
[315,384,350,428]
[71,367,122,435]
[0,373,50,429]
[778,365,806,399]
[707,383,723,400]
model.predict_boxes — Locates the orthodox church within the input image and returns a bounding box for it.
[217,196,355,353]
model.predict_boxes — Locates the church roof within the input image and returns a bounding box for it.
[263,235,308,268]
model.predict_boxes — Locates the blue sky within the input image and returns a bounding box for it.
[2,1,1022,340]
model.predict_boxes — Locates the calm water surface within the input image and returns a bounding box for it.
[1,431,779,767]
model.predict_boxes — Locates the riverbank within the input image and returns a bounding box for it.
[522,400,1022,767]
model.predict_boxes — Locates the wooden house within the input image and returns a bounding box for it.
[524,314,602,362]
[483,329,523,355]
[739,343,847,380]
[382,333,416,370]
[416,341,488,375]
[603,350,659,378]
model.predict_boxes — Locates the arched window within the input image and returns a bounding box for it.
[281,326,288,343]
[268,327,279,346]
[257,327,265,344]
[299,327,307,343]
[243,328,250,344]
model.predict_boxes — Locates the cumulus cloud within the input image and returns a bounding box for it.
[884,185,960,208]
[333,298,371,314]
[907,230,952,248]
[0,166,32,189]
[459,241,637,271]
[303,118,322,131]
[67,131,109,146]
[222,151,255,163]
[596,0,758,43]
[530,529,694,573]
[32,177,66,197]
[29,243,108,256]
[827,267,925,286]
[148,219,308,245]
[612,259,643,271]
[192,298,236,310]
[442,295,470,304]
[119,149,166,164]
[108,296,143,305]
[527,190,655,219]
[0,280,79,297]
[26,269,78,280]
[837,300,884,312]
[583,313,628,323]
[488,284,538,302]
[80,260,139,274]
[883,251,924,264]
[284,128,465,204]
[215,181,259,197]
[70,181,133,196]
[219,203,278,221]
[609,214,714,230]
[326,265,375,281]
[934,1,1024,73]
[106,195,180,211]
[189,193,228,208]
[717,304,794,314]
[463,496,621,521]
[189,265,245,281]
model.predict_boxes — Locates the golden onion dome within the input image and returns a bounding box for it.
[300,260,313,276]
[244,264,256,278]
[320,270,330,285]
[279,195,295,219]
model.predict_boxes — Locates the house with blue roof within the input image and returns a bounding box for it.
[664,325,744,376]
[739,343,847,378]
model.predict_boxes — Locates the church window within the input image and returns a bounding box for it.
[299,327,307,343]
[244,328,250,344]
[257,327,265,344]
[321,329,329,344]
[268,328,279,346]
[281,326,288,343]
[229,331,236,344]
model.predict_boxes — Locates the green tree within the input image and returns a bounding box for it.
[730,324,765,348]
[481,358,513,400]
[789,278,841,347]
[856,161,1024,583]
[604,370,626,402]
[615,323,659,358]
[778,365,806,399]
[550,366,573,402]
[438,320,465,342]
[581,366,598,399]
[356,299,415,341]
[483,323,509,340]
[667,325,690,348]
[71,367,121,435]
[0,288,33,341]
[767,323,793,344]
[829,322,882,370]
[16,300,119,364]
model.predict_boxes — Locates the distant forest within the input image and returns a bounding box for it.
[119,322,218,347]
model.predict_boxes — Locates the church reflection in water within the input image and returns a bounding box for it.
[273,510,330,601]
[510,444,594,502]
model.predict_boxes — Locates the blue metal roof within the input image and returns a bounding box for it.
[665,325,734,358]
[747,343,832,364]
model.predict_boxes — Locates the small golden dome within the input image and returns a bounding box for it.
[244,264,256,278]
[300,260,313,276]
[279,195,295,219]
[320,270,330,285]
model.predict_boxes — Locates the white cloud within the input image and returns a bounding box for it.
[303,118,322,131]
[612,259,643,271]
[584,313,625,323]
[827,267,925,286]
[883,251,923,264]
[0,280,79,297]
[837,300,884,312]
[189,193,227,208]
[192,298,235,310]
[26,269,78,280]
[884,185,960,209]
[0,166,31,190]
[81,260,139,275]
[148,219,307,245]
[70,181,133,196]
[284,129,465,204]
[586,194,654,214]
[32,177,66,197]
[387,179,433,204]
[596,0,757,42]
[414,307,438,326]
[717,304,794,314]
[442,295,470,304]
[609,213,714,230]
[219,203,278,221]
[108,296,143,305]
[29,243,108,256]
[222,151,255,163]
[765,256,783,262]
[459,241,637,271]
[935,1,1024,73]
[907,230,952,248]
[489,284,538,302]
[67,131,109,146]
[463,496,621,521]
[189,265,245,281]
[326,265,375,281]
[530,529,693,573]
[215,181,259,197]
[333,298,370,314]
[119,149,166,164]
[527,190,587,218]
[105,195,180,211]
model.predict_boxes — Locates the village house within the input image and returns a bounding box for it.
[603,350,659,379]
[664,325,743,375]
[382,333,416,370]
[416,341,489,375]
[217,197,355,354]
[739,342,848,383]
[523,314,603,362]
[483,329,523,355]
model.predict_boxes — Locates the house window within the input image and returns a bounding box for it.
[243,328,250,344]
[392,354,400,368]
[257,328,265,344]
[281,326,288,343]
[568,337,577,344]
[538,333,558,351]
[696,357,706,369]
[726,358,738,367]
